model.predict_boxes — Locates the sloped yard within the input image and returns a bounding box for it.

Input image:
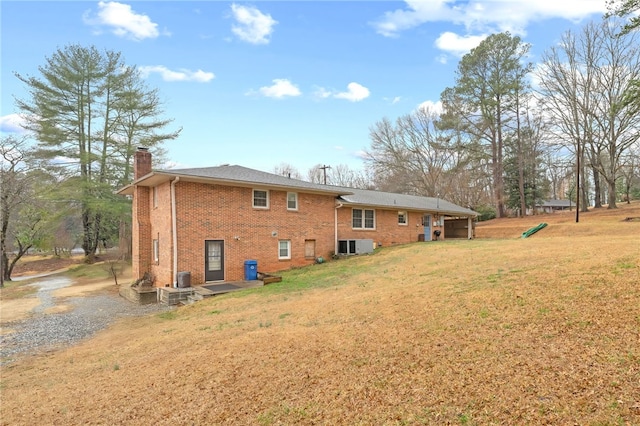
[1,203,639,425]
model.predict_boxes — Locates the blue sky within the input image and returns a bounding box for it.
[1,1,609,174]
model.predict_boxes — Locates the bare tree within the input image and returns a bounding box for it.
[0,136,54,283]
[619,143,640,203]
[537,23,600,216]
[307,164,325,184]
[273,163,303,180]
[538,20,640,211]
[365,106,467,198]
[326,164,373,189]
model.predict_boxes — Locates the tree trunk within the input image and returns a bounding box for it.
[580,160,589,212]
[592,167,602,208]
[118,219,131,261]
[607,179,618,209]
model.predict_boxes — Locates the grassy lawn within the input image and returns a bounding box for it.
[1,203,639,425]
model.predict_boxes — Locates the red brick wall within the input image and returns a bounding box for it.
[337,208,425,246]
[133,179,452,287]
[160,182,337,285]
[149,182,174,286]
[132,185,151,281]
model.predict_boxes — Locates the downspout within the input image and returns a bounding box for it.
[171,177,180,287]
[334,201,344,255]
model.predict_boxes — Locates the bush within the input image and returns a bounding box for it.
[474,204,497,222]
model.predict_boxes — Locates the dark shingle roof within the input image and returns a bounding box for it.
[124,164,476,217]
[161,165,348,194]
[335,187,476,216]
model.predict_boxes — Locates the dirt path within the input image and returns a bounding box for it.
[1,274,116,324]
[0,266,171,364]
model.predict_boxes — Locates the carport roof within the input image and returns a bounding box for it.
[335,187,477,217]
[118,164,477,217]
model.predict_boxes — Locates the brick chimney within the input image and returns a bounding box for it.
[134,147,152,179]
[132,147,152,282]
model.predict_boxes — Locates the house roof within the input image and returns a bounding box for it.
[118,165,351,196]
[335,188,477,217]
[540,199,573,208]
[118,164,477,217]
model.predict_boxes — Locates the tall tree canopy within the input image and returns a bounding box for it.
[536,20,640,210]
[365,106,474,203]
[15,44,180,260]
[441,32,532,218]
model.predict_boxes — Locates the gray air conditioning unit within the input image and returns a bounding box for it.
[337,239,374,255]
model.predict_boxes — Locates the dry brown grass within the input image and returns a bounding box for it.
[1,203,639,425]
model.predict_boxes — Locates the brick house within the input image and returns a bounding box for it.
[118,148,477,287]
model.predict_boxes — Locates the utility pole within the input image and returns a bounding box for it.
[319,165,331,185]
[576,139,580,223]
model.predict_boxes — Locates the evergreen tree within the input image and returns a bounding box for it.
[15,45,180,261]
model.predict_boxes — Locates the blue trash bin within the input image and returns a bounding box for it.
[244,260,258,280]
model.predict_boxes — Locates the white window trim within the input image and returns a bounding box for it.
[398,211,407,226]
[352,208,376,230]
[278,240,291,260]
[287,192,298,211]
[153,239,159,263]
[253,189,269,209]
[153,186,158,208]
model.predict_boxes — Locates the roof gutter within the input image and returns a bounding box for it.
[171,176,180,287]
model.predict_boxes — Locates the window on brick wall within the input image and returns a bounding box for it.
[352,208,375,229]
[398,211,407,225]
[153,186,158,208]
[253,189,269,208]
[287,192,298,210]
[278,240,291,259]
[153,239,159,263]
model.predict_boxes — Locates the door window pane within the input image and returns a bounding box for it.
[207,241,222,271]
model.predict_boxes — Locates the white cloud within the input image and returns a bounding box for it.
[373,0,608,38]
[83,1,161,41]
[436,54,448,64]
[230,4,277,45]
[257,79,301,98]
[383,96,402,105]
[435,32,487,57]
[334,82,370,102]
[0,114,27,133]
[313,86,333,99]
[138,65,215,82]
[417,100,444,115]
[372,0,456,38]
[313,83,371,102]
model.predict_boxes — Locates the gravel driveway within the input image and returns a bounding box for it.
[0,275,172,365]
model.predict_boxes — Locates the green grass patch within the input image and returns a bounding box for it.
[157,311,178,320]
[225,248,396,299]
[65,263,111,280]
